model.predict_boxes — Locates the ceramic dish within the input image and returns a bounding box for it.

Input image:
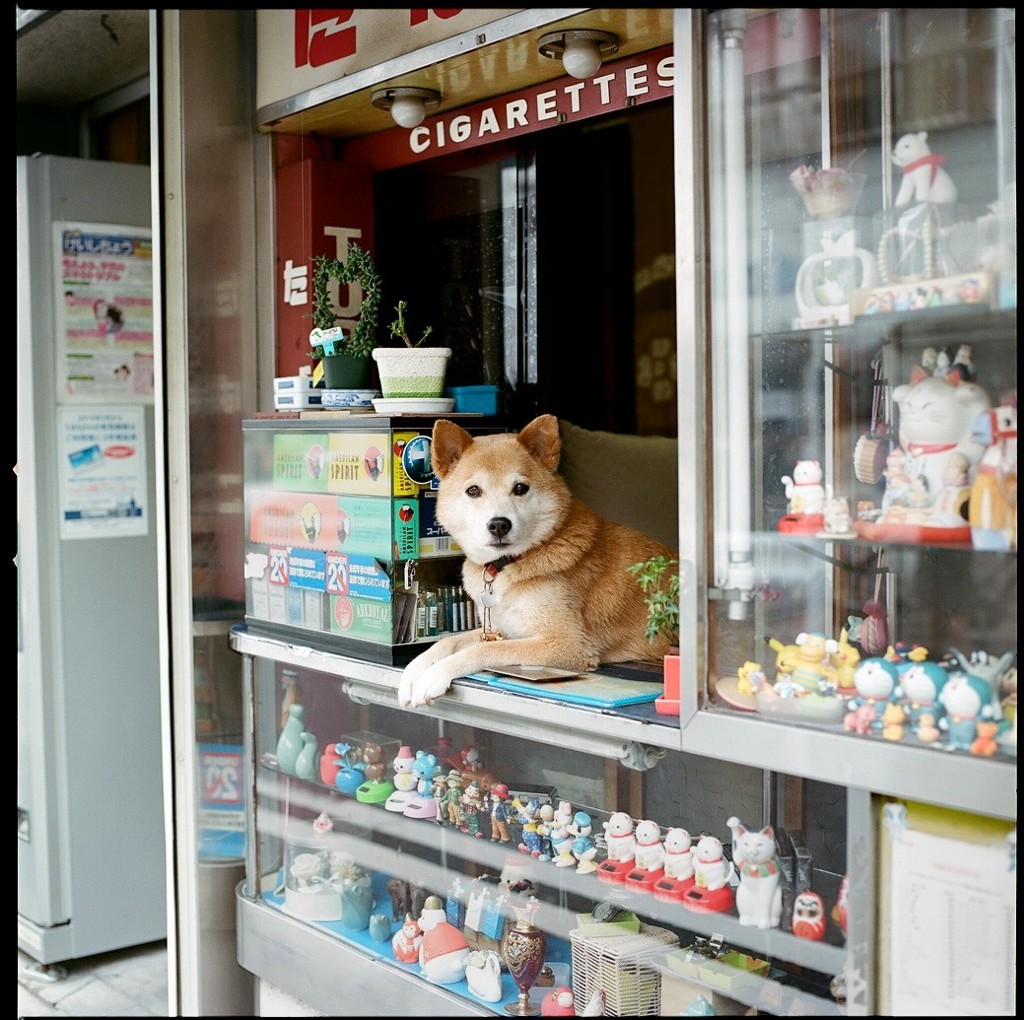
[321,388,380,408]
[372,397,455,414]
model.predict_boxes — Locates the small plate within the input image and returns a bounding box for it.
[372,397,455,414]
[321,388,380,408]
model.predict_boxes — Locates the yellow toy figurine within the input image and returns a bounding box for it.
[737,661,767,697]
[788,632,839,695]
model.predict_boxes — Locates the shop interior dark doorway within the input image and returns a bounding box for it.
[375,100,676,438]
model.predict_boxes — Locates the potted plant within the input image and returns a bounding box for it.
[371,299,452,401]
[627,554,681,715]
[308,245,383,390]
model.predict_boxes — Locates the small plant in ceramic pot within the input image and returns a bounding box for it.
[372,300,452,400]
[628,554,682,715]
[308,245,383,390]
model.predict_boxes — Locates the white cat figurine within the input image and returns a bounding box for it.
[727,816,783,929]
[781,460,825,516]
[873,370,991,532]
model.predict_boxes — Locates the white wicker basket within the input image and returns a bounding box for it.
[372,346,452,398]
[569,923,679,1016]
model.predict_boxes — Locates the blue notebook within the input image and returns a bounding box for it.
[465,670,663,708]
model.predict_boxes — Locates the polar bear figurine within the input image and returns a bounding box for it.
[632,820,665,872]
[602,811,636,863]
[893,131,957,207]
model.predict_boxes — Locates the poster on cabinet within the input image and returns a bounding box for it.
[58,405,149,539]
[53,221,154,402]
[880,801,1016,1015]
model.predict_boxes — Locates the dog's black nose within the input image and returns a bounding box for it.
[487,517,512,539]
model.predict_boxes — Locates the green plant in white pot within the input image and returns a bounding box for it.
[308,246,382,390]
[371,300,452,400]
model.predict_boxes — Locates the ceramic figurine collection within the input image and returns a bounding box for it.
[727,635,1016,758]
[265,712,852,1010]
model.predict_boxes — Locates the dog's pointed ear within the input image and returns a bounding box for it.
[431,419,474,479]
[516,414,561,472]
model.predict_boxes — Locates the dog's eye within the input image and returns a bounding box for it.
[512,482,530,496]
[466,484,481,498]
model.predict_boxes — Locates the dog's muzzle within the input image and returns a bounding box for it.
[487,516,512,540]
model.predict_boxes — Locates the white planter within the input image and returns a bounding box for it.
[373,346,452,398]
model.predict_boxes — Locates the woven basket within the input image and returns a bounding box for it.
[569,923,679,1016]
[372,346,452,398]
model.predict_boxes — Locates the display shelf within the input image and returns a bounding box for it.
[237,891,492,1017]
[254,758,849,976]
[233,624,1015,820]
[231,624,681,759]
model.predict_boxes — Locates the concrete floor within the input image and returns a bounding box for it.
[18,942,168,1018]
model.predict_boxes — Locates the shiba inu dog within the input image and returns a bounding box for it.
[397,414,676,709]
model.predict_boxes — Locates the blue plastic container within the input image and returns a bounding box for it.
[445,385,498,415]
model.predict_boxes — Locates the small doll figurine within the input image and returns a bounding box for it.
[535,802,557,860]
[517,798,545,856]
[488,783,512,844]
[384,745,419,812]
[788,631,839,695]
[596,811,637,883]
[792,890,827,940]
[662,828,694,882]
[780,460,825,518]
[897,660,949,737]
[431,771,449,825]
[681,833,735,914]
[625,819,666,892]
[892,131,957,206]
[392,912,423,964]
[727,816,783,929]
[845,657,900,733]
[443,770,465,827]
[572,833,599,874]
[938,669,997,750]
[549,823,576,867]
[460,780,485,837]
[632,820,666,869]
[970,720,1000,757]
[881,701,907,741]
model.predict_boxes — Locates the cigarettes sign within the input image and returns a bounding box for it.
[342,45,675,171]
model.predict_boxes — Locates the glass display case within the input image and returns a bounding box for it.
[680,8,1016,789]
[231,8,1015,1018]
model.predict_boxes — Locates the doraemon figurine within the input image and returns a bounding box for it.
[845,657,900,733]
[938,669,997,750]
[897,660,950,738]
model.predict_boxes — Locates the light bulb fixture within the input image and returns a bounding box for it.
[371,86,441,129]
[538,28,619,80]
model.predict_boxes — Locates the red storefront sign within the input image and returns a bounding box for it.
[341,45,675,171]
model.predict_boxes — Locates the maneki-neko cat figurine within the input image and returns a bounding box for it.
[855,368,990,544]
[727,816,783,929]
[778,460,826,534]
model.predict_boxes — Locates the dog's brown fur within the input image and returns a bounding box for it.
[397,414,675,708]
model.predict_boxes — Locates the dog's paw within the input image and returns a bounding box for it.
[397,662,421,709]
[409,663,456,708]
